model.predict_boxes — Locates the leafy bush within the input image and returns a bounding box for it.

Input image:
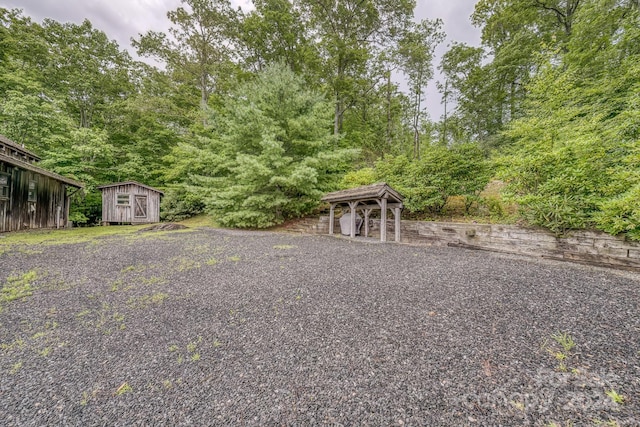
[594,184,640,240]
[70,190,102,225]
[374,144,490,215]
[518,194,594,235]
[340,168,377,189]
[160,186,206,222]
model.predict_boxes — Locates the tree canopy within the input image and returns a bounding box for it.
[0,0,638,238]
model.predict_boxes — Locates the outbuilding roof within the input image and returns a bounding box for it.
[0,152,83,188]
[321,182,403,204]
[97,181,164,195]
[0,134,41,161]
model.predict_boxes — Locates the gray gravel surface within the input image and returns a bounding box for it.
[0,227,639,426]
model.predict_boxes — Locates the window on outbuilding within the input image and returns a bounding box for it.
[28,179,37,202]
[117,193,130,205]
[0,173,9,199]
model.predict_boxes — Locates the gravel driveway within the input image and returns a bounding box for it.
[1,227,639,426]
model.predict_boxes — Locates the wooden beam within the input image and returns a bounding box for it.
[362,208,373,237]
[394,207,401,242]
[329,203,336,235]
[348,201,359,238]
[380,197,387,242]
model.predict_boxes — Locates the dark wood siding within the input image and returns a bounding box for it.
[0,160,68,232]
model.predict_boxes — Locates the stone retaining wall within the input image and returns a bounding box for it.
[296,216,640,271]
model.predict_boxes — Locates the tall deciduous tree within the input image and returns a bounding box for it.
[133,0,240,116]
[240,0,317,75]
[42,19,134,129]
[297,0,415,136]
[397,18,444,158]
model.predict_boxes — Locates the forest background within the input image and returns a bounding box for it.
[0,0,638,238]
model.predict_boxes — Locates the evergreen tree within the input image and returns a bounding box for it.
[186,63,357,227]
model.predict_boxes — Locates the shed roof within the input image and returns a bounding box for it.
[0,134,41,161]
[0,152,83,188]
[321,182,403,204]
[97,181,164,195]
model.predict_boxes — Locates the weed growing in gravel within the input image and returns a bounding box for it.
[543,331,577,372]
[273,244,297,250]
[115,382,132,396]
[592,419,621,426]
[9,361,22,374]
[228,255,241,262]
[78,303,126,334]
[605,389,625,405]
[169,337,203,363]
[80,389,99,406]
[121,264,146,274]
[186,243,211,255]
[206,257,218,265]
[1,270,38,313]
[38,347,52,357]
[140,276,165,286]
[510,399,525,412]
[0,338,25,352]
[169,256,201,272]
[126,293,169,309]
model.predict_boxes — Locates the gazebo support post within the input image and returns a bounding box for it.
[380,197,387,242]
[363,208,372,237]
[394,207,401,242]
[329,203,336,235]
[348,201,359,238]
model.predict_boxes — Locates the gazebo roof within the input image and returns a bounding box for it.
[321,182,403,204]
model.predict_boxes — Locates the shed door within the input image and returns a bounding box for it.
[134,195,148,218]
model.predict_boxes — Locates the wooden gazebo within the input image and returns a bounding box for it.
[321,182,404,242]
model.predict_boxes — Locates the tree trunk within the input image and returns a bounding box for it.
[385,71,392,154]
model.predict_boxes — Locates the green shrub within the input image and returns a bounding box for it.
[518,194,594,235]
[375,144,490,215]
[340,168,377,189]
[161,186,206,222]
[594,184,640,240]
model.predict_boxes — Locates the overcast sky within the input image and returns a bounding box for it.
[2,0,481,118]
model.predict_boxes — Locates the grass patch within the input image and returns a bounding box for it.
[273,244,297,250]
[0,225,143,249]
[114,382,132,396]
[169,257,201,272]
[177,214,218,228]
[1,270,38,313]
[543,331,577,372]
[127,293,169,309]
[606,389,625,405]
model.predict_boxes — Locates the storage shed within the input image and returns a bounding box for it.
[97,181,163,225]
[0,134,83,233]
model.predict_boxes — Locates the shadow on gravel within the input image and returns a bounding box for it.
[1,228,638,425]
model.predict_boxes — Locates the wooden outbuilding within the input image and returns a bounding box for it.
[0,134,83,233]
[321,182,404,242]
[97,181,163,225]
